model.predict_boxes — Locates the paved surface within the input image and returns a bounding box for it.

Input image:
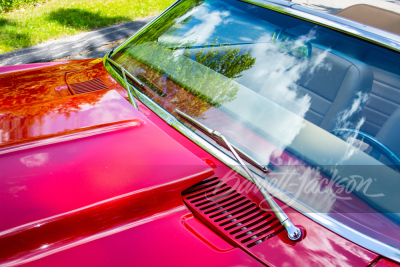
[52,39,125,62]
[1,0,400,66]
[0,16,154,66]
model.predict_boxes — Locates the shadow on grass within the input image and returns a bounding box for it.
[47,8,130,31]
[0,18,10,27]
[0,18,34,53]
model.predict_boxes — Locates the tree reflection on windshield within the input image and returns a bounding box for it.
[114,41,257,118]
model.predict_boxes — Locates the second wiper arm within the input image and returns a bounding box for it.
[105,55,144,110]
[175,109,302,242]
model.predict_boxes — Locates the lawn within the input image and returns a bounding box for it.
[0,0,175,54]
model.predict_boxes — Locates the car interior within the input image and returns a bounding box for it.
[229,0,400,164]
[184,36,400,165]
[310,32,400,164]
[217,0,400,159]
[122,0,400,167]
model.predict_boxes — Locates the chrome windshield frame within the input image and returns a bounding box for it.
[104,53,400,262]
[103,0,400,262]
[109,0,400,57]
[240,0,400,52]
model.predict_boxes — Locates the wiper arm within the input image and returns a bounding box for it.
[166,42,270,51]
[176,109,267,172]
[175,109,302,241]
[105,55,144,110]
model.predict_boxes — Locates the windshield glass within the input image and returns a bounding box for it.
[111,0,400,251]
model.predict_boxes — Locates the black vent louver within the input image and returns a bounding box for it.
[69,78,109,94]
[182,177,284,248]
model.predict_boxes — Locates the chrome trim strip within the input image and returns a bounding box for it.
[264,0,297,7]
[110,0,400,56]
[242,0,400,52]
[292,4,400,44]
[108,0,400,59]
[102,0,400,261]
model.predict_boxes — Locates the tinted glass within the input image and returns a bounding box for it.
[112,0,400,250]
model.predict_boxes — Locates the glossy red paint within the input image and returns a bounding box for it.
[0,59,125,108]
[181,213,235,252]
[17,209,265,267]
[0,59,384,267]
[0,90,212,228]
[135,101,380,266]
[0,87,214,265]
[112,55,397,245]
[0,90,132,149]
[182,174,377,267]
[0,62,70,75]
[375,259,400,267]
[0,174,212,265]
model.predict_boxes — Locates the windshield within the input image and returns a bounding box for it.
[110,0,400,251]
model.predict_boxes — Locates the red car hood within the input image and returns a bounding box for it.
[0,60,217,264]
[0,61,384,267]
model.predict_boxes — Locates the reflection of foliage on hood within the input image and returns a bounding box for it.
[0,91,105,147]
[121,42,240,108]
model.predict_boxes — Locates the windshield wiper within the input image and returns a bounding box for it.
[176,109,267,172]
[164,42,270,51]
[175,109,302,241]
[105,55,144,110]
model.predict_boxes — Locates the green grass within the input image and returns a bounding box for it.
[1,0,43,13]
[0,0,175,54]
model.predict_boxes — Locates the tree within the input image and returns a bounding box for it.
[192,45,256,79]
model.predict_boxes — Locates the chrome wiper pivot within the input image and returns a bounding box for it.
[175,109,302,241]
[105,54,144,110]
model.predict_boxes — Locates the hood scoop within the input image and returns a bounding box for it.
[182,177,284,249]
[69,77,109,94]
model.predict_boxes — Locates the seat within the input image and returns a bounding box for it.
[375,107,400,159]
[294,44,374,132]
[358,49,400,136]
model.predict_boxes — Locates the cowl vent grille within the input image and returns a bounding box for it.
[182,177,284,248]
[69,78,109,94]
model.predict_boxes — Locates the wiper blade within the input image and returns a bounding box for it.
[166,42,270,51]
[175,109,302,241]
[175,109,267,172]
[105,55,144,110]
